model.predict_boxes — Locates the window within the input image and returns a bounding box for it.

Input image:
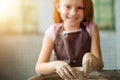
[93,0,115,30]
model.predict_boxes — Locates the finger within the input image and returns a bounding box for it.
[66,65,77,78]
[56,67,67,79]
[62,67,73,79]
[56,67,64,79]
[60,68,69,79]
[83,61,89,77]
[89,59,94,72]
[57,71,64,79]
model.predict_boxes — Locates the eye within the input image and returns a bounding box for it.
[77,7,84,10]
[65,5,71,9]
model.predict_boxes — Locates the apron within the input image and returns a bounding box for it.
[54,23,91,67]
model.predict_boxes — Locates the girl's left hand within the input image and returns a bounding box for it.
[82,53,98,77]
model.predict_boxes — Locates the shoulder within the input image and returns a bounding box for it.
[45,23,63,41]
[86,22,97,37]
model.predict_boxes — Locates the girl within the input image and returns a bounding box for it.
[35,0,104,79]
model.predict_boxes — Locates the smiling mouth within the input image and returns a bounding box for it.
[67,17,78,22]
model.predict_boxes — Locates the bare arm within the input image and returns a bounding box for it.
[91,25,104,70]
[35,33,77,79]
[35,34,75,76]
[35,34,56,74]
[82,25,104,76]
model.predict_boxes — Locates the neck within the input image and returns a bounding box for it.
[63,23,80,31]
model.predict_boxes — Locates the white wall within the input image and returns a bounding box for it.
[115,0,120,69]
[100,31,117,70]
[38,0,54,33]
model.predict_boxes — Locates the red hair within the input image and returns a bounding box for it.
[53,0,94,23]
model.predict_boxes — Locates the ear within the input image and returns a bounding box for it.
[56,3,60,12]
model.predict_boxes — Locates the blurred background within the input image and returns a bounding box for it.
[0,0,120,80]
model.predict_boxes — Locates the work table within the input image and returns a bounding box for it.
[29,70,120,80]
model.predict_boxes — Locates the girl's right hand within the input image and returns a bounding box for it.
[54,61,77,79]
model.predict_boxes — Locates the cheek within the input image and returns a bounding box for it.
[61,9,68,15]
[80,11,84,17]
[60,10,68,17]
[80,11,84,20]
[60,12,65,20]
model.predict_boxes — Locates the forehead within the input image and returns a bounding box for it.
[60,0,84,6]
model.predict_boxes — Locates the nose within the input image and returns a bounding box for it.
[70,8,76,16]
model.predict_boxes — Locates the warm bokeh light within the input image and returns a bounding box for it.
[0,0,9,19]
[0,0,21,34]
[0,0,21,20]
[0,0,38,35]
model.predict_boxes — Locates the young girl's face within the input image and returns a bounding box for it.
[57,0,84,27]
